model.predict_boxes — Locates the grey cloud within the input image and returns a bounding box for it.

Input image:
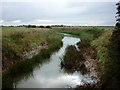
[2,2,116,26]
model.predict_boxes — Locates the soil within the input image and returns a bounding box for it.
[83,47,99,73]
[75,46,101,88]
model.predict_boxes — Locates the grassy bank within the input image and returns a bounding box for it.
[56,26,119,88]
[92,29,120,88]
[91,30,113,69]
[3,39,62,88]
[59,27,103,75]
[2,27,63,70]
[2,26,63,88]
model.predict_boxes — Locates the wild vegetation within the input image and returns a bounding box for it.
[1,1,120,89]
[96,2,120,88]
[52,26,112,41]
[53,2,120,89]
[61,45,87,74]
[92,2,120,88]
[2,27,63,70]
[55,25,120,88]
[91,29,120,88]
[2,24,119,89]
[2,25,120,89]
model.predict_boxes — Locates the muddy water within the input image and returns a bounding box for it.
[15,35,98,88]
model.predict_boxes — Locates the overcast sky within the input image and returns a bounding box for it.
[0,0,119,26]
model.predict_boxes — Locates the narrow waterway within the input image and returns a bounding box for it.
[14,34,97,88]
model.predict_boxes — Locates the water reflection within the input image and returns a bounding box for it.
[15,35,97,88]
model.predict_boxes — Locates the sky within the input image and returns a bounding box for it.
[0,0,119,26]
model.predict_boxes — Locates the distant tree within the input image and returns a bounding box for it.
[38,26,45,28]
[27,25,36,28]
[27,25,31,28]
[60,25,64,27]
[116,1,120,28]
[46,26,51,28]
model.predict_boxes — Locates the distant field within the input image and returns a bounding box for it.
[52,26,115,30]
[53,26,114,41]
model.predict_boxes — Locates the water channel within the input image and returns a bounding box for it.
[15,34,98,88]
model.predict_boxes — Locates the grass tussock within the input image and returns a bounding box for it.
[61,45,87,74]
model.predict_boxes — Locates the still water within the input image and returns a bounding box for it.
[15,35,97,88]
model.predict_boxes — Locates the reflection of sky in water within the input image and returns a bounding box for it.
[16,36,98,88]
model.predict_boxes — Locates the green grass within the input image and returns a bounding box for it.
[91,31,112,64]
[2,27,61,54]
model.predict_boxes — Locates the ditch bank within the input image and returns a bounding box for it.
[2,43,48,71]
[2,39,63,88]
[61,41,99,75]
[61,40,101,88]
[2,27,63,71]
